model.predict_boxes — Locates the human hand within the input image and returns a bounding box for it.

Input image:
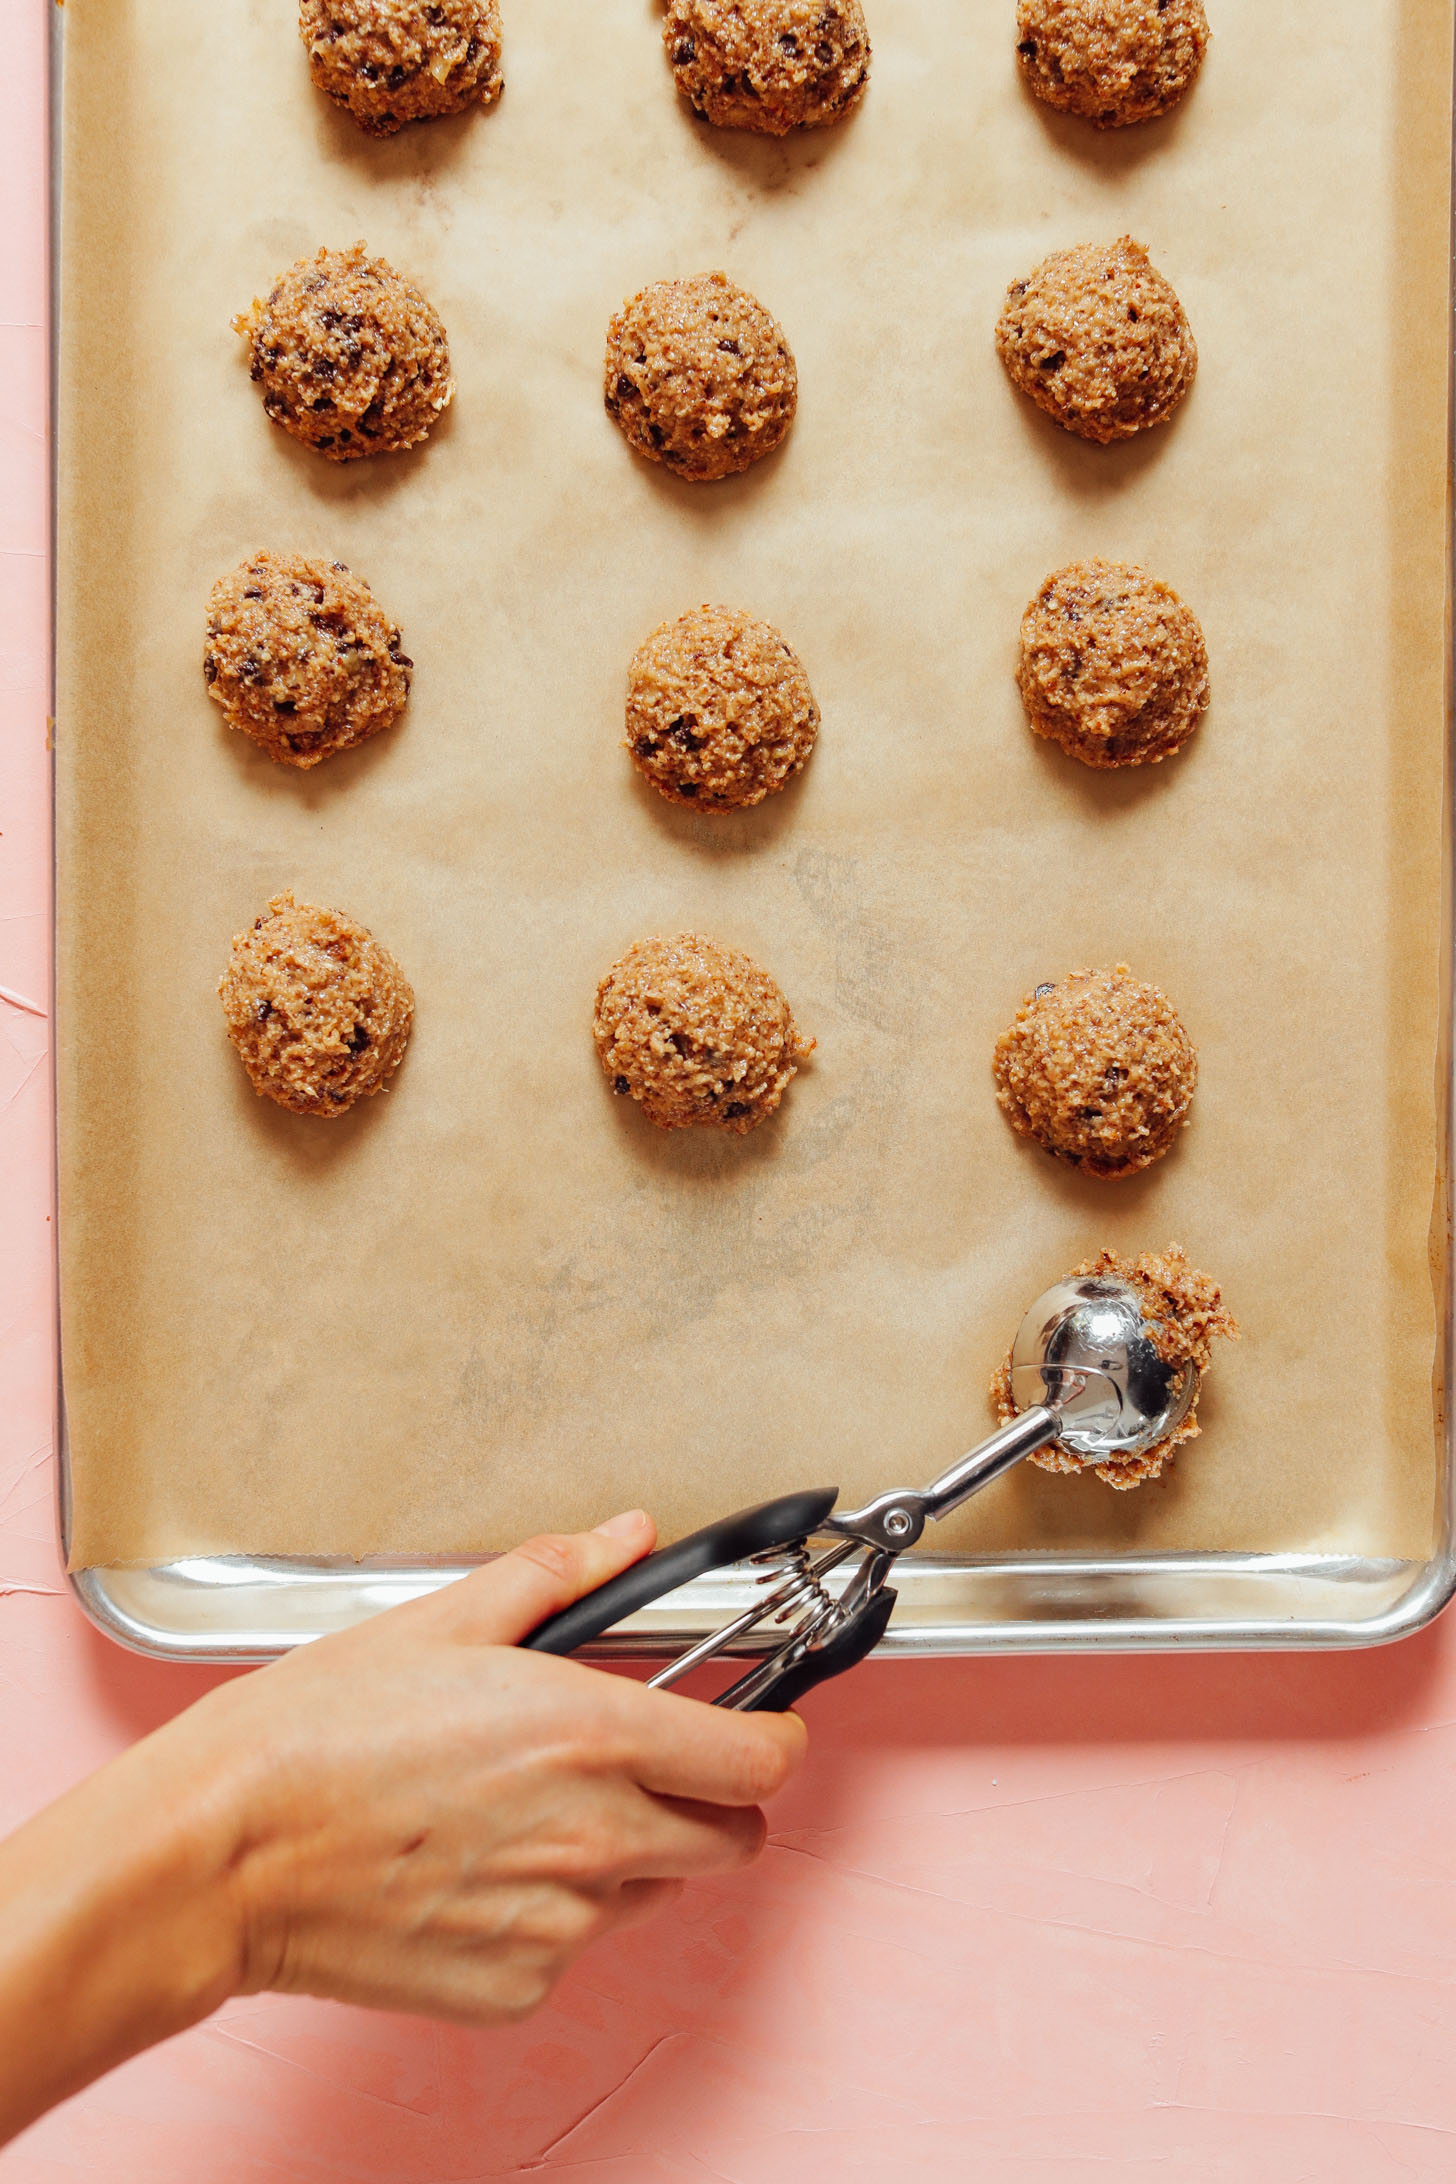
[209,1510,807,2021]
[0,1513,806,2146]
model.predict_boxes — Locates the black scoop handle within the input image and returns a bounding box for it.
[745,1586,898,1711]
[521,1488,841,1657]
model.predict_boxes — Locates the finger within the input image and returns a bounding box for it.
[438,1512,658,1646]
[617,1794,768,1882]
[618,1684,809,1808]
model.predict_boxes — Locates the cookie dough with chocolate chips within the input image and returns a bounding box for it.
[204,551,411,769]
[995,237,1196,443]
[299,0,503,137]
[993,965,1197,1177]
[603,273,797,482]
[626,604,819,810]
[220,891,414,1117]
[594,933,812,1134]
[1017,558,1209,768]
[991,1243,1237,1488]
[234,244,454,461]
[664,0,870,134]
[1015,0,1208,128]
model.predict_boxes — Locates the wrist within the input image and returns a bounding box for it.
[0,1680,258,2145]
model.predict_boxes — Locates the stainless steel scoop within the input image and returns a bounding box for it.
[524,1276,1197,1710]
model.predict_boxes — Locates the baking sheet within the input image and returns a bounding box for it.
[56,0,1451,1569]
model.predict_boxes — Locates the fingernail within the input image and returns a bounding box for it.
[595,1508,649,1539]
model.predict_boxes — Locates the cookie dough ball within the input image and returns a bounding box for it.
[204,552,411,769]
[993,965,1196,1177]
[299,0,503,137]
[604,273,797,482]
[995,237,1196,444]
[664,0,870,134]
[1015,0,1208,128]
[626,605,819,810]
[1017,558,1208,768]
[234,244,454,461]
[991,1243,1237,1488]
[220,891,414,1117]
[594,933,812,1134]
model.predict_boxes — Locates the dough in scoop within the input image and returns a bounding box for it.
[990,1243,1237,1488]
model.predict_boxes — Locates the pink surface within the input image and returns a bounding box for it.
[7,10,1456,2179]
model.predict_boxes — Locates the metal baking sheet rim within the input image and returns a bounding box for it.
[44,13,1456,1665]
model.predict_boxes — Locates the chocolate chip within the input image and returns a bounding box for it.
[256,999,273,1021]
[346,1023,371,1053]
[1038,350,1066,372]
[724,1101,749,1118]
[613,1074,630,1094]
[676,781,698,795]
[203,654,218,684]
[717,338,742,355]
[634,736,658,757]
[673,34,696,63]
[1034,982,1056,999]
[670,1031,691,1056]
[778,30,799,52]
[239,656,262,682]
[815,41,834,65]
[274,698,296,715]
[668,717,703,751]
[389,648,413,669]
[1017,37,1037,56]
[387,64,406,88]
[647,421,665,448]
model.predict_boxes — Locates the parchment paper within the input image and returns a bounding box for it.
[58,0,1451,1567]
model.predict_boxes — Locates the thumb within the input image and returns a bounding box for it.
[442,1510,658,1645]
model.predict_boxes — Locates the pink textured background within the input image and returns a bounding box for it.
[8,7,1456,2177]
